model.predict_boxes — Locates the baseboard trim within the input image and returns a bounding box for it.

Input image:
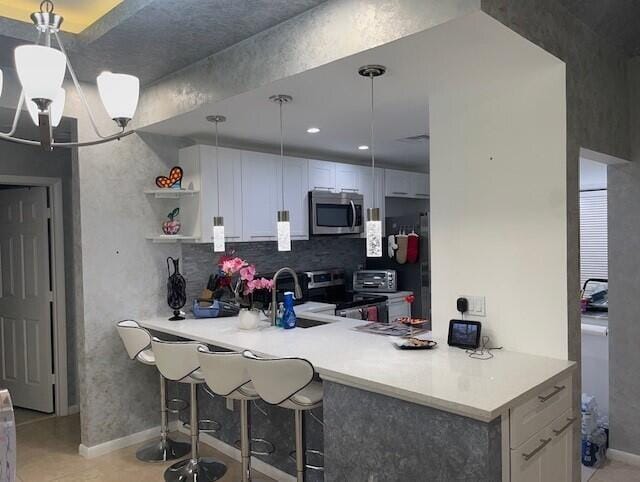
[175,423,295,482]
[78,425,160,459]
[608,448,640,467]
[68,404,80,415]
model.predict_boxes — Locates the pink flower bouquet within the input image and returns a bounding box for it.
[216,254,273,309]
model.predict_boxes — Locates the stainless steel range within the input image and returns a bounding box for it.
[303,269,388,323]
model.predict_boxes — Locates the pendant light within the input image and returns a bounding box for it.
[206,115,227,252]
[270,94,293,252]
[359,64,386,257]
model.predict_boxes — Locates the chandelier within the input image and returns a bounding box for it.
[0,0,139,151]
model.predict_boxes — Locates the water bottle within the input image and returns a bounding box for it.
[282,292,297,329]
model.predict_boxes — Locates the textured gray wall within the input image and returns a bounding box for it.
[323,382,501,481]
[608,55,640,455]
[182,237,365,301]
[0,137,79,408]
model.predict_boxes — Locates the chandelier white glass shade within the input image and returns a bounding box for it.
[359,64,386,258]
[0,0,139,151]
[15,45,66,105]
[97,72,140,127]
[0,69,3,98]
[27,87,65,127]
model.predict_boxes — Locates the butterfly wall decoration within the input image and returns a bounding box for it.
[155,166,183,189]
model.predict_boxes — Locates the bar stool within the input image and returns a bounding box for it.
[243,351,324,482]
[151,338,227,482]
[198,347,271,482]
[115,320,190,462]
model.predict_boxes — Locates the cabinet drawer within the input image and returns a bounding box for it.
[510,375,572,448]
[510,424,553,481]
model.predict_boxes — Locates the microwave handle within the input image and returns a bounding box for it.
[350,200,356,229]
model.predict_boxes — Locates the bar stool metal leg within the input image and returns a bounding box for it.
[136,374,190,462]
[164,384,227,482]
[240,399,251,482]
[295,410,305,482]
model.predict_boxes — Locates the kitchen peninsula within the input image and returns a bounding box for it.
[139,308,576,481]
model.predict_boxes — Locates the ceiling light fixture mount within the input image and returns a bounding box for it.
[0,0,140,151]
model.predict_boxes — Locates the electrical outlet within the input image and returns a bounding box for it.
[460,295,486,317]
[226,398,234,411]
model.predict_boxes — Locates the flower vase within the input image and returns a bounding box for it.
[167,257,186,320]
[238,308,260,330]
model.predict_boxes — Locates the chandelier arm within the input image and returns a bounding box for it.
[53,31,112,139]
[0,129,135,148]
[0,92,27,137]
[0,133,41,146]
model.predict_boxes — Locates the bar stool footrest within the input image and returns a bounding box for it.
[233,437,276,456]
[199,419,222,433]
[289,449,325,471]
[166,397,189,414]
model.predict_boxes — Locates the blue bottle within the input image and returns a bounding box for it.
[281,291,297,329]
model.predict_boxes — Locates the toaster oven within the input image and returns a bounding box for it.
[353,270,397,293]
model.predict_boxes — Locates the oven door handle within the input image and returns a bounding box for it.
[350,200,356,229]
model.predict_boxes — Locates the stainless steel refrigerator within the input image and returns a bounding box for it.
[366,213,430,319]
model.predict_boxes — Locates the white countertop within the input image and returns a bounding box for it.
[139,305,575,422]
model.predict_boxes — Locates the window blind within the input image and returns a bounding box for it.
[580,190,608,287]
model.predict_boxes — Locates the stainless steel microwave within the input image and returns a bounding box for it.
[309,190,364,235]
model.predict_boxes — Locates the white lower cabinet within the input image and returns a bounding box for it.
[509,376,574,482]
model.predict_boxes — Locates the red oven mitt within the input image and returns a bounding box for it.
[407,233,419,263]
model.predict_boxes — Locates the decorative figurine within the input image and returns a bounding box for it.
[162,207,181,235]
[155,166,183,189]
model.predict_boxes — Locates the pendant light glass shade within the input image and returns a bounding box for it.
[277,210,291,252]
[0,70,3,98]
[27,87,65,127]
[213,216,225,253]
[97,72,139,121]
[15,45,66,103]
[366,208,382,257]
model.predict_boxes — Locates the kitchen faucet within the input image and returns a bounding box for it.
[271,267,303,326]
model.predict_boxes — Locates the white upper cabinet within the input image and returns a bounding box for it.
[385,168,429,199]
[308,159,336,192]
[283,157,309,239]
[413,172,429,198]
[217,147,243,240]
[335,163,362,193]
[178,145,242,242]
[242,151,283,241]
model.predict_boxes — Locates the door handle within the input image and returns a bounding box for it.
[392,191,408,195]
[350,200,356,229]
[552,417,576,436]
[521,438,552,461]
[538,385,566,403]
[341,188,359,192]
[313,186,332,191]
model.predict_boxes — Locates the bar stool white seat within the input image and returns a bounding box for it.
[116,320,190,462]
[198,347,266,482]
[152,338,227,482]
[243,351,323,482]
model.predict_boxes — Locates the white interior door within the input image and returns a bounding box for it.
[0,187,53,413]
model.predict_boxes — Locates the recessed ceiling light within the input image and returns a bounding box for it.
[306,127,320,134]
[358,145,369,150]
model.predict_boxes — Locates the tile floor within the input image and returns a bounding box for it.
[16,413,275,482]
[583,460,640,482]
[14,408,55,427]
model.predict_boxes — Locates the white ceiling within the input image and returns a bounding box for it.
[141,48,431,171]
[141,12,563,172]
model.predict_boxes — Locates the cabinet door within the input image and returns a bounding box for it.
[308,159,336,191]
[542,410,575,482]
[385,169,412,197]
[242,151,282,240]
[217,147,243,240]
[413,173,429,198]
[283,157,309,239]
[336,163,361,193]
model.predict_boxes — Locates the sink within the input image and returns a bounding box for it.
[295,318,330,329]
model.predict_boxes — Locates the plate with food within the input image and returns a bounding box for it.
[391,337,438,350]
[395,317,430,328]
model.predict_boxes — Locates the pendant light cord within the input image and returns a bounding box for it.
[215,120,221,217]
[369,74,376,205]
[279,99,285,212]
